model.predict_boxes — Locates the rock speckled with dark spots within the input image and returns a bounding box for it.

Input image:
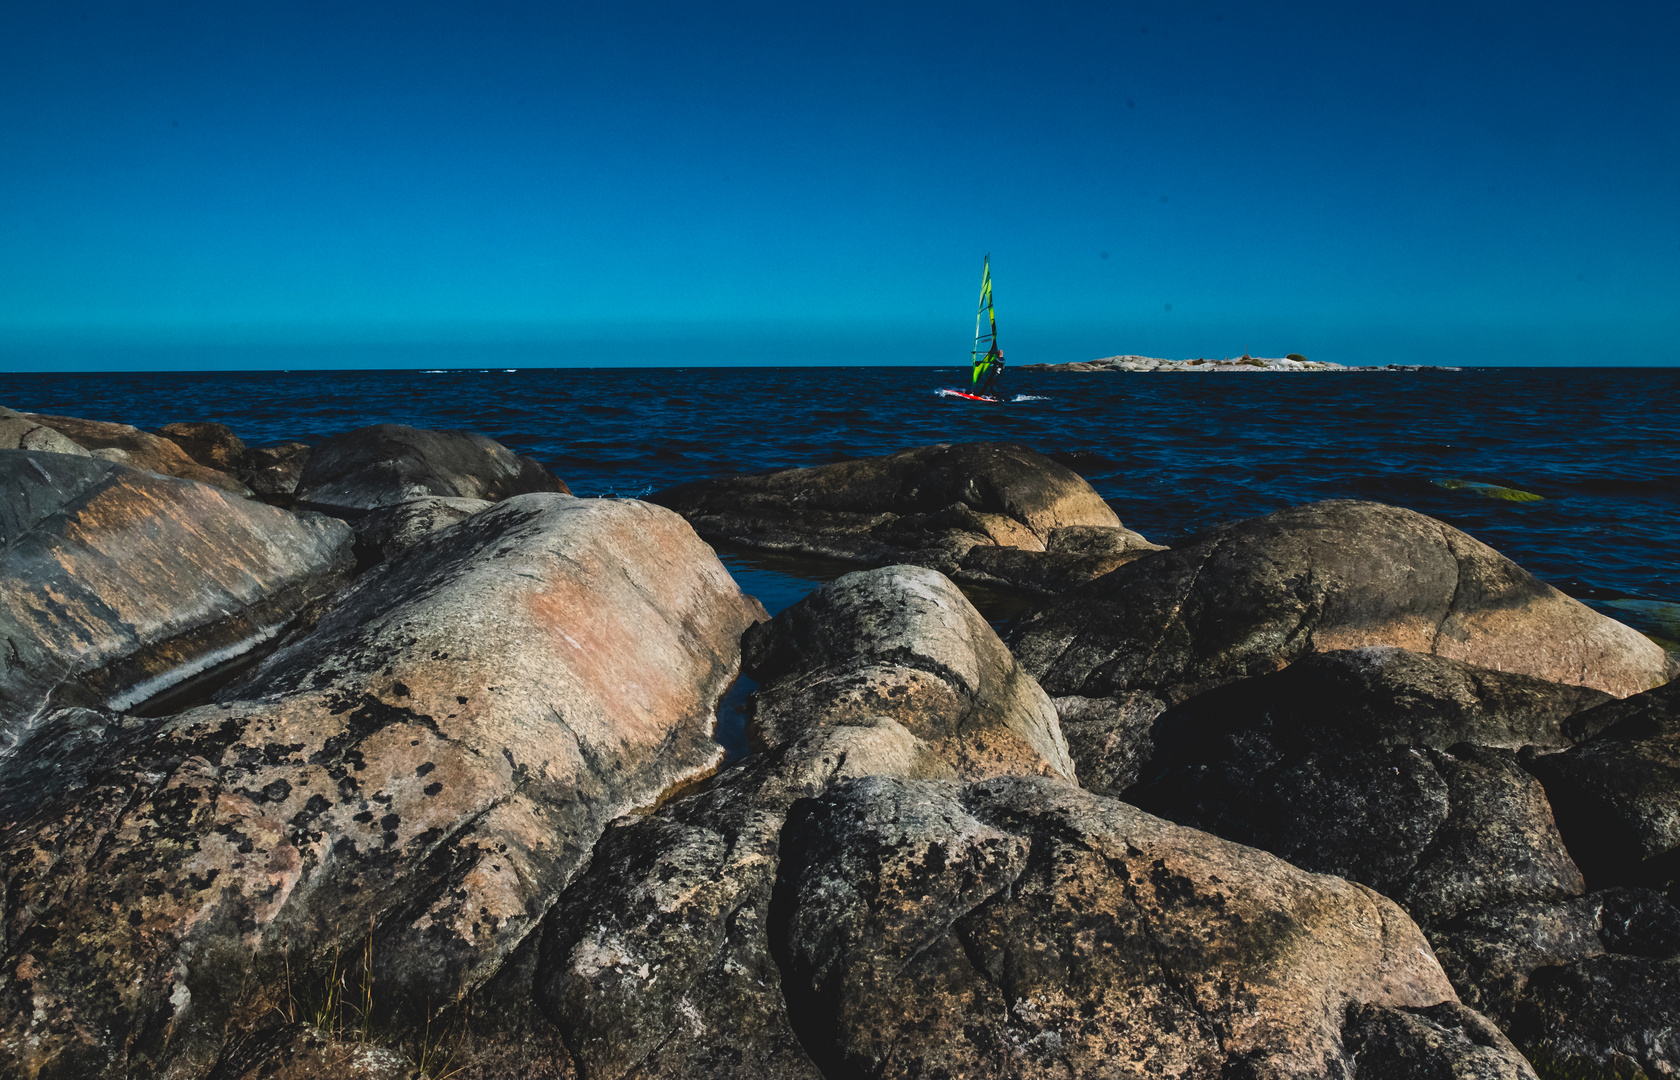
[0,494,760,1079]
[773,774,1515,1079]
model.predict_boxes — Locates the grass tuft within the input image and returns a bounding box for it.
[1525,1043,1648,1080]
[275,923,463,1078]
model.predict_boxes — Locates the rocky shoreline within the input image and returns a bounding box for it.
[1021,354,1463,373]
[1,405,1675,1079]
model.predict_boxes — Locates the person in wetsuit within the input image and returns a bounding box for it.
[973,344,1005,397]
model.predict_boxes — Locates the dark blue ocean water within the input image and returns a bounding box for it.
[3,366,1677,645]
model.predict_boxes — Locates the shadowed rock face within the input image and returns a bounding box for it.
[772,774,1520,1080]
[1127,650,1597,928]
[1050,690,1167,795]
[294,424,568,514]
[1428,888,1680,1033]
[1343,1002,1538,1080]
[0,451,354,739]
[1058,647,1609,800]
[1010,500,1670,702]
[650,442,1160,594]
[1509,954,1680,1079]
[22,411,251,493]
[0,495,762,1080]
[1522,679,1680,890]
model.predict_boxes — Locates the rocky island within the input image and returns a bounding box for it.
[1020,354,1463,372]
[1,406,1675,1080]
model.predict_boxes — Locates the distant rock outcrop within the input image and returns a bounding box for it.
[1020,353,1349,372]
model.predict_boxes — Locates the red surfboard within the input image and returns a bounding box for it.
[940,389,1003,403]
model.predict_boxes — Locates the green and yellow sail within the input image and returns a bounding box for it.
[971,255,1001,390]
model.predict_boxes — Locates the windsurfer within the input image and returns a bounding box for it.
[974,345,1005,397]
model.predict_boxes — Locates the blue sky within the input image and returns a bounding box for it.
[2,1,1676,368]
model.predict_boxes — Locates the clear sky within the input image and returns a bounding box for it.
[3,1,1677,368]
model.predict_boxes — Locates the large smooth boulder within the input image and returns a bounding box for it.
[294,424,567,514]
[537,564,1069,1080]
[1127,650,1594,927]
[1011,500,1670,703]
[1522,679,1680,889]
[0,494,762,1079]
[772,774,1533,1079]
[651,442,1161,594]
[21,410,250,493]
[0,451,353,738]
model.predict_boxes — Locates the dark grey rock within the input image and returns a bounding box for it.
[1522,680,1680,890]
[1344,1001,1538,1080]
[1428,895,1607,1028]
[1128,652,1591,927]
[350,495,493,566]
[241,442,311,504]
[1137,740,1583,927]
[1509,954,1680,1079]
[294,423,567,514]
[1597,887,1680,958]
[155,421,246,473]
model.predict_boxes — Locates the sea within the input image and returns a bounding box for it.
[4,365,1677,652]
